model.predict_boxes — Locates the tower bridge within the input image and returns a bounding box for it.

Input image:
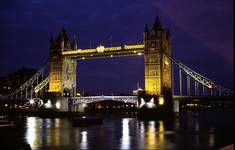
[48,17,172,96]
[7,16,233,112]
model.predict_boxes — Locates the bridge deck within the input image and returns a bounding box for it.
[173,95,234,101]
[68,96,138,105]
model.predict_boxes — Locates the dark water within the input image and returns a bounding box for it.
[1,110,234,149]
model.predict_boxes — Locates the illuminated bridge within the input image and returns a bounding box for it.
[6,17,233,112]
[62,44,144,59]
[68,96,138,105]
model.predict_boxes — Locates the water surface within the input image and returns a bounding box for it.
[1,110,233,149]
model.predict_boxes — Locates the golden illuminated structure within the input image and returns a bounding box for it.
[61,44,144,58]
[48,28,77,96]
[48,18,172,97]
[144,17,172,95]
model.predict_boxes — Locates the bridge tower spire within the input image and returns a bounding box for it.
[48,28,77,96]
[144,16,172,96]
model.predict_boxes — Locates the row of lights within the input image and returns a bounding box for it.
[3,86,11,89]
[62,44,144,55]
[80,51,142,59]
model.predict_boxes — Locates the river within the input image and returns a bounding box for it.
[0,109,233,149]
[21,110,234,149]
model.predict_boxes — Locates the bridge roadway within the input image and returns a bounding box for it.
[68,95,233,105]
[68,96,138,105]
[173,95,234,101]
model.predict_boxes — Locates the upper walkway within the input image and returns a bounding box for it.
[62,44,144,59]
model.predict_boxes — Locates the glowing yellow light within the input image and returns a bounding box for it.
[105,46,122,51]
[79,49,96,54]
[110,55,113,57]
[146,121,156,149]
[91,54,93,56]
[208,85,212,88]
[48,82,62,92]
[62,44,144,56]
[164,61,169,65]
[158,96,164,105]
[158,121,165,149]
[83,103,86,107]
[55,101,61,109]
[138,52,142,55]
[145,72,161,95]
[124,44,144,49]
[62,50,79,55]
[96,45,105,53]
[82,57,85,59]
[76,92,81,96]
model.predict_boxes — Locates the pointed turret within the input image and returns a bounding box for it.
[65,40,71,49]
[58,27,68,41]
[153,16,162,31]
[166,28,171,40]
[58,27,68,50]
[145,24,149,33]
[49,36,54,49]
[72,36,78,49]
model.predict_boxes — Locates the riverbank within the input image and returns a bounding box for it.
[0,108,82,118]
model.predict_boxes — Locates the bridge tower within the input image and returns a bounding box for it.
[144,17,172,96]
[48,28,77,96]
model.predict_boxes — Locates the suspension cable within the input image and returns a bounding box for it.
[164,52,233,95]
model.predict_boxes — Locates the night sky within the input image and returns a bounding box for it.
[0,0,233,95]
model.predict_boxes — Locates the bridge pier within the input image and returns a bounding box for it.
[173,99,179,113]
[68,103,86,112]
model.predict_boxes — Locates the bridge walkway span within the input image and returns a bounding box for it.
[68,96,138,105]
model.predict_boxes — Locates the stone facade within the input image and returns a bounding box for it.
[144,17,172,95]
[48,28,77,96]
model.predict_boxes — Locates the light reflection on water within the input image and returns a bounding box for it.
[81,131,88,149]
[26,117,70,149]
[24,110,233,149]
[146,121,157,149]
[26,117,37,147]
[120,118,130,149]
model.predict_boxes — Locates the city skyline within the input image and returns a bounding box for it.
[0,0,233,94]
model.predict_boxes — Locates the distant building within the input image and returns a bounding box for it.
[0,68,36,95]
